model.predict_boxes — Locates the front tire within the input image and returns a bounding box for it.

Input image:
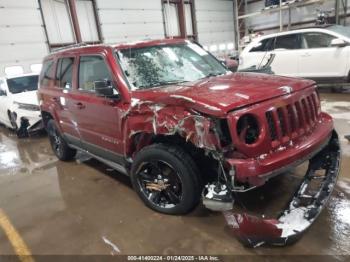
[47,119,76,161]
[7,111,18,130]
[130,143,201,215]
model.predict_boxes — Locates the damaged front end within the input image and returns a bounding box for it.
[16,117,44,138]
[10,101,44,137]
[210,131,341,247]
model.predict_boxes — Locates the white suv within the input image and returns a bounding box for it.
[0,73,43,137]
[238,25,350,82]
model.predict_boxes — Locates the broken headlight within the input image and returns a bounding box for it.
[213,119,232,147]
[236,114,260,145]
[14,102,40,111]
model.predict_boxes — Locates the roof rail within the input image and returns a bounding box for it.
[50,42,90,53]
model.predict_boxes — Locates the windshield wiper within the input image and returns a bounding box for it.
[152,80,188,87]
[136,80,188,89]
[204,72,225,78]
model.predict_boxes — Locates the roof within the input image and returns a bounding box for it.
[252,24,340,42]
[47,38,189,59]
[300,24,333,29]
[4,72,39,80]
[113,38,188,50]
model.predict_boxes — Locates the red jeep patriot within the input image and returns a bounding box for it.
[38,39,340,246]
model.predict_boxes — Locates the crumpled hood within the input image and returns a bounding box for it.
[12,90,39,105]
[132,72,315,117]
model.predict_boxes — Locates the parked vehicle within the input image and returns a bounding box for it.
[38,39,340,247]
[0,73,43,137]
[239,25,350,83]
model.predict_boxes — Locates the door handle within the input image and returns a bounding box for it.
[301,53,311,57]
[75,102,85,109]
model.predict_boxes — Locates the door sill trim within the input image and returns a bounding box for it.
[69,144,129,175]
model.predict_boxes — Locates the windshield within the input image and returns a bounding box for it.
[328,25,350,39]
[7,75,39,94]
[117,43,228,90]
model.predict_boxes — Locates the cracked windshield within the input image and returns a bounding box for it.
[117,42,228,90]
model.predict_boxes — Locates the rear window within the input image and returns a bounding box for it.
[56,57,74,89]
[275,34,300,50]
[249,38,274,52]
[7,75,39,94]
[40,59,54,86]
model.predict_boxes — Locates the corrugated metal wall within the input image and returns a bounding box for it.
[95,0,165,44]
[95,0,236,54]
[0,0,237,76]
[0,0,48,75]
[195,0,235,55]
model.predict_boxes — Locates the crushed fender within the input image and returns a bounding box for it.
[223,131,341,247]
[123,98,223,156]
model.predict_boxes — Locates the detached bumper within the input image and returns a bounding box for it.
[223,130,341,247]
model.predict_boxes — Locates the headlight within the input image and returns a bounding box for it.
[14,102,40,111]
[236,114,260,144]
[213,118,232,147]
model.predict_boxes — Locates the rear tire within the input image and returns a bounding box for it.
[47,119,76,161]
[130,143,201,215]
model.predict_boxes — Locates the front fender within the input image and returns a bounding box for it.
[122,101,222,157]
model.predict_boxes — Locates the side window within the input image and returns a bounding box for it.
[0,79,6,96]
[302,33,336,48]
[40,60,54,86]
[56,57,74,89]
[275,34,300,50]
[250,38,273,52]
[78,56,116,93]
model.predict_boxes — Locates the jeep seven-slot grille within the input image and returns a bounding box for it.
[265,93,319,142]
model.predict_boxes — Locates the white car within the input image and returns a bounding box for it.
[238,25,350,83]
[0,73,43,137]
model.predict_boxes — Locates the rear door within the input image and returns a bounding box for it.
[298,32,349,79]
[51,56,82,143]
[68,53,125,163]
[270,33,302,77]
[240,37,274,70]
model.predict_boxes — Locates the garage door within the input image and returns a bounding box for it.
[195,0,235,55]
[0,0,48,75]
[95,0,165,44]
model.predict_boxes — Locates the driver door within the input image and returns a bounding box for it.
[68,54,125,163]
[298,32,349,79]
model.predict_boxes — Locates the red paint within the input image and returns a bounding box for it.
[38,39,334,187]
[223,212,282,244]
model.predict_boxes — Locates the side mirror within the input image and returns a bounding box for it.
[0,89,7,96]
[94,80,114,97]
[331,38,347,47]
[225,58,239,72]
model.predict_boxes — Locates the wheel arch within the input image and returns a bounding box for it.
[41,110,54,128]
[127,132,218,183]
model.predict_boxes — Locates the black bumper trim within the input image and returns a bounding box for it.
[223,130,341,247]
